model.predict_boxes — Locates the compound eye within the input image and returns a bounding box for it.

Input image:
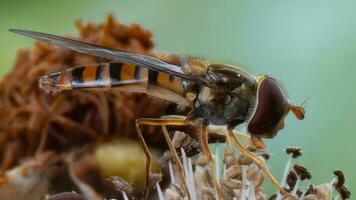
[247,77,288,138]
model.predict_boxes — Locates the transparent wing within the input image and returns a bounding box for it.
[10,29,216,88]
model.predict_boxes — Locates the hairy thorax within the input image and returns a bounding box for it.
[189,86,256,127]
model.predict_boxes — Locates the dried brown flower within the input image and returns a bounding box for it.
[165,184,184,200]
[171,131,200,157]
[337,186,351,200]
[305,184,316,196]
[108,176,134,194]
[0,14,187,177]
[332,170,351,199]
[225,165,242,180]
[293,165,311,180]
[286,147,302,159]
[286,170,298,190]
[237,153,253,165]
[223,147,237,167]
[268,193,277,200]
[333,170,345,189]
[161,151,175,167]
[261,153,270,160]
[0,14,192,200]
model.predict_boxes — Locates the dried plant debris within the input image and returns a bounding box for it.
[0,14,187,200]
[332,170,351,200]
[285,147,302,159]
[0,14,184,171]
[333,170,345,189]
[153,134,351,200]
[293,165,311,181]
[286,171,298,190]
[108,176,136,200]
[171,130,201,157]
[0,14,351,200]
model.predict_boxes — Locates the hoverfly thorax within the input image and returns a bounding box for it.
[206,64,256,92]
[246,75,305,138]
[190,64,258,126]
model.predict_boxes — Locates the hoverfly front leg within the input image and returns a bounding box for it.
[226,128,297,200]
[207,126,250,141]
[135,116,191,200]
[135,119,154,200]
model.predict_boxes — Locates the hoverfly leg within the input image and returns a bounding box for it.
[135,116,191,200]
[250,135,267,153]
[201,125,223,200]
[227,128,297,200]
[135,119,154,200]
[206,126,251,144]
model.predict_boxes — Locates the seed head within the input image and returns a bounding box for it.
[286,171,298,190]
[333,170,345,189]
[305,184,316,196]
[337,186,351,200]
[286,147,302,159]
[293,165,312,180]
[107,176,134,194]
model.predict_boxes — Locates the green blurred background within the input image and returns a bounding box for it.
[0,0,354,195]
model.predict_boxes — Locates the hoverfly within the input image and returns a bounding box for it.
[10,29,304,200]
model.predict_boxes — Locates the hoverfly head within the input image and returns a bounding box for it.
[246,75,292,138]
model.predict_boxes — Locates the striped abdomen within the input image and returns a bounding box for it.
[39,62,191,106]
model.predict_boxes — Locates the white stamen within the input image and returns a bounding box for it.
[233,189,239,197]
[330,177,338,199]
[330,177,337,186]
[121,191,129,200]
[215,146,220,182]
[291,176,301,196]
[156,182,165,200]
[240,165,250,200]
[223,164,227,177]
[169,161,176,184]
[181,148,194,200]
[300,190,306,200]
[276,156,293,200]
[244,183,251,200]
[181,148,189,176]
[188,157,197,200]
[248,182,256,200]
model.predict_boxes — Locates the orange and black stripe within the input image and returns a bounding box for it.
[62,62,185,97]
[70,63,110,88]
[155,71,184,95]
